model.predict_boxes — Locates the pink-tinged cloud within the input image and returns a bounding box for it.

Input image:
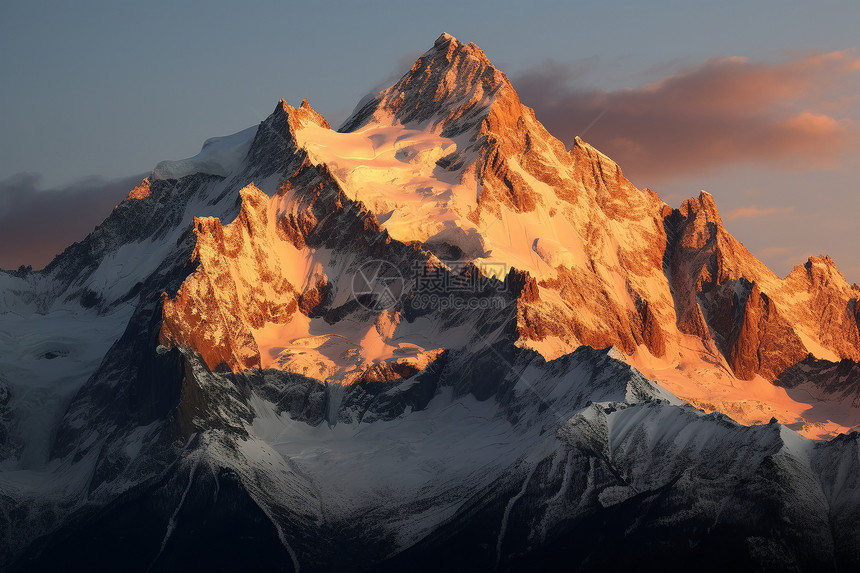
[755,246,793,258]
[725,205,795,220]
[513,50,860,182]
[0,173,144,270]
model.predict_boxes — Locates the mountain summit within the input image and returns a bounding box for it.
[342,33,517,135]
[1,34,859,572]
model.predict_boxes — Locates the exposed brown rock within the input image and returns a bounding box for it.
[630,294,667,358]
[160,184,301,372]
[505,268,540,304]
[356,361,422,384]
[781,256,860,361]
[530,267,641,355]
[298,277,331,317]
[125,178,151,201]
[570,137,648,221]
[725,282,807,380]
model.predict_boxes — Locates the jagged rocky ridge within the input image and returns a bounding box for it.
[1,33,859,571]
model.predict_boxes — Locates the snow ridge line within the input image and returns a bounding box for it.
[496,464,538,568]
[252,495,302,573]
[149,459,199,571]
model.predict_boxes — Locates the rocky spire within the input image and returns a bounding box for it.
[242,98,330,181]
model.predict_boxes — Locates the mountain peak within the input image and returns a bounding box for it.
[678,190,724,228]
[275,98,330,130]
[786,254,848,286]
[429,32,492,67]
[340,34,513,136]
[806,254,838,269]
[434,32,455,46]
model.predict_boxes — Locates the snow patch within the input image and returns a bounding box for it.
[0,305,134,468]
[532,237,581,269]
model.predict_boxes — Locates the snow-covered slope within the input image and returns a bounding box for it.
[152,126,258,181]
[1,33,860,572]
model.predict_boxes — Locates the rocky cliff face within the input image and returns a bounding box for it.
[1,33,860,572]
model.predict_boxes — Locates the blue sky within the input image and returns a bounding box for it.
[2,0,859,280]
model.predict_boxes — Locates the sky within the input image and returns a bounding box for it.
[1,0,859,281]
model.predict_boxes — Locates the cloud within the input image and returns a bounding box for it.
[725,205,795,220]
[0,173,145,270]
[755,246,793,258]
[513,50,860,182]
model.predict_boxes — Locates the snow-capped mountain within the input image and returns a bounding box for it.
[1,33,859,572]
